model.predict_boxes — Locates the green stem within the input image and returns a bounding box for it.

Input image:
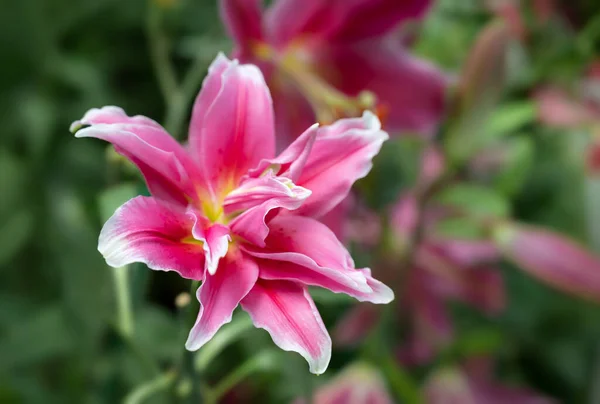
[125,370,178,404]
[113,266,134,338]
[164,52,212,138]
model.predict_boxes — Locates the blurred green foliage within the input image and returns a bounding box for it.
[2,0,600,403]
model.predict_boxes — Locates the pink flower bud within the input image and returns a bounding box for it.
[493,222,600,302]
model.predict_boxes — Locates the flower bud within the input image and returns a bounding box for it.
[493,222,600,302]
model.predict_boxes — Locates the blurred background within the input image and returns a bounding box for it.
[2,0,600,403]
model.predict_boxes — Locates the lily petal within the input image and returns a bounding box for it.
[264,0,433,45]
[248,124,318,182]
[243,215,374,294]
[220,0,263,57]
[189,54,275,196]
[190,214,231,276]
[185,253,259,350]
[98,196,204,280]
[72,107,201,205]
[240,279,331,374]
[295,112,388,218]
[226,173,311,246]
[322,38,447,136]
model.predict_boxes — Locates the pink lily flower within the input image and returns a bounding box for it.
[294,363,394,404]
[220,0,447,145]
[424,357,556,404]
[71,54,393,374]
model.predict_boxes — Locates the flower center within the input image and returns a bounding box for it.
[252,41,386,125]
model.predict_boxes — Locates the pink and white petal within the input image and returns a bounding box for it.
[227,175,312,247]
[321,38,447,136]
[256,259,393,303]
[219,0,263,54]
[185,253,259,350]
[99,196,205,280]
[189,213,231,275]
[73,108,201,205]
[248,124,318,182]
[295,112,388,218]
[188,55,275,195]
[242,215,372,293]
[240,279,331,374]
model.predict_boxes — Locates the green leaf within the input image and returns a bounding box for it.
[434,217,486,240]
[309,287,355,306]
[484,101,537,142]
[494,136,535,196]
[435,184,511,218]
[98,183,139,222]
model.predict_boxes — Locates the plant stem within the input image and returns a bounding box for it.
[113,266,134,338]
[125,370,178,404]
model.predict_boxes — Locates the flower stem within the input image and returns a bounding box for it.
[125,370,178,404]
[113,266,134,338]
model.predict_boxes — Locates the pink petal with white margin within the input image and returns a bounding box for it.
[72,107,202,206]
[188,54,275,196]
[185,253,259,350]
[255,259,393,304]
[247,124,318,182]
[243,215,373,293]
[321,37,447,136]
[295,111,388,218]
[189,213,231,275]
[240,279,331,374]
[99,196,205,280]
[226,173,312,246]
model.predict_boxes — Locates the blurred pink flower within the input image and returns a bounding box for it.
[493,221,600,302]
[72,54,394,374]
[220,0,447,145]
[424,357,556,404]
[295,363,394,404]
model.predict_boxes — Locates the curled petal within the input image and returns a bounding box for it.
[240,279,331,374]
[493,223,600,302]
[99,196,204,280]
[190,214,231,275]
[72,106,201,205]
[248,124,318,182]
[255,259,393,304]
[296,112,388,218]
[186,253,258,350]
[189,54,275,197]
[226,173,311,246]
[244,215,375,294]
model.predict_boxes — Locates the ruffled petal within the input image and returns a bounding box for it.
[248,124,318,182]
[240,279,331,374]
[98,196,204,280]
[185,253,259,350]
[256,259,393,304]
[188,54,275,197]
[225,172,311,246]
[295,112,388,218]
[72,106,201,205]
[190,214,231,276]
[243,215,375,295]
